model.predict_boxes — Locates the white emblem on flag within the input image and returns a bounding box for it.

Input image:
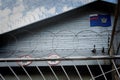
[101,18,107,23]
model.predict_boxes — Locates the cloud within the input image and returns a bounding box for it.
[62,6,72,12]
[0,8,11,33]
[9,4,24,22]
[15,0,23,6]
[0,1,57,34]
[6,6,56,32]
[0,16,10,33]
[49,7,56,14]
[25,6,56,21]
[17,0,23,3]
[0,0,1,6]
[0,8,11,18]
[0,0,25,34]
[69,0,94,4]
[0,0,24,19]
[13,2,24,14]
[79,0,95,4]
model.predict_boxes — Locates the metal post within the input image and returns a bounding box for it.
[0,74,6,80]
[0,56,120,62]
[108,0,120,79]
[108,0,120,55]
[60,65,71,80]
[6,62,20,80]
[21,65,33,80]
[35,65,46,80]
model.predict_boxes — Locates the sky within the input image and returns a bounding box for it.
[103,0,117,3]
[0,0,96,34]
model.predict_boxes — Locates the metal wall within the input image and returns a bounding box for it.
[0,2,118,66]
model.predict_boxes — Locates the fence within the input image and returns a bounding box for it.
[0,55,120,80]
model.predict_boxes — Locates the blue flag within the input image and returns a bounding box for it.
[90,14,111,27]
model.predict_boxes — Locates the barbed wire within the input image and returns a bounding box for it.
[0,29,113,58]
